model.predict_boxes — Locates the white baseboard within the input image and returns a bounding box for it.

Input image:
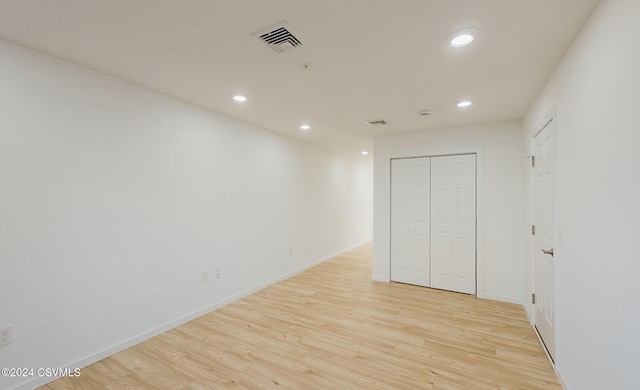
[13,241,371,390]
[523,302,534,323]
[477,292,522,305]
[371,274,388,282]
[556,369,568,390]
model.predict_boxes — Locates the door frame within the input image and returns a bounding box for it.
[387,147,484,297]
[529,108,558,363]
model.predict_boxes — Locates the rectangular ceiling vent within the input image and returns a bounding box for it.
[253,21,304,53]
[366,119,389,127]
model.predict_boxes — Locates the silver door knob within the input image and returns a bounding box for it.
[541,248,554,257]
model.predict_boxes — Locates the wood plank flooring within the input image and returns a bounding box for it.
[40,243,560,389]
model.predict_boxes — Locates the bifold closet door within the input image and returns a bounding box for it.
[390,158,430,287]
[430,154,476,294]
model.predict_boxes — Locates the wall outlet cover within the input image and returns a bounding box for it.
[0,325,13,347]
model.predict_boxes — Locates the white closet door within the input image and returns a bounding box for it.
[430,155,476,294]
[390,158,430,287]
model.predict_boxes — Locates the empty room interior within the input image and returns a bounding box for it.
[1,0,639,389]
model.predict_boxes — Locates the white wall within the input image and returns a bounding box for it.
[523,1,640,388]
[373,120,525,303]
[0,40,372,390]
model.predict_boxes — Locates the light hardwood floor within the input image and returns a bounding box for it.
[40,244,560,389]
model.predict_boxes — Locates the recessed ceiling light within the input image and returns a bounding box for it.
[232,94,247,102]
[457,98,474,108]
[448,27,479,48]
[361,150,369,156]
[300,124,311,130]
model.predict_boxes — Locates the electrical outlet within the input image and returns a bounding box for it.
[215,268,221,279]
[201,271,209,284]
[0,325,13,347]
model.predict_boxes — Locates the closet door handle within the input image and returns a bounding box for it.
[541,248,554,257]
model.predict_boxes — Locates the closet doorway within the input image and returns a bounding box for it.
[390,154,477,294]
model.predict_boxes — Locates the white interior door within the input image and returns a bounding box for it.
[430,154,476,294]
[534,119,556,360]
[390,158,430,287]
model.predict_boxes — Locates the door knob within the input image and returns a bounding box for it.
[541,248,554,257]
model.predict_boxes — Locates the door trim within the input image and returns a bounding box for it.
[386,147,484,298]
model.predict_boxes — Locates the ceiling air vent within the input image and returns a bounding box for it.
[366,119,389,127]
[253,21,304,53]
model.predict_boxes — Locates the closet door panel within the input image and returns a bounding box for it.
[431,155,476,294]
[391,158,430,287]
[430,156,454,290]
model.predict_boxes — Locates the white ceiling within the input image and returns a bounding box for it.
[0,0,599,156]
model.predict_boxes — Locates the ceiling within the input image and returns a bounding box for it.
[0,0,599,156]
